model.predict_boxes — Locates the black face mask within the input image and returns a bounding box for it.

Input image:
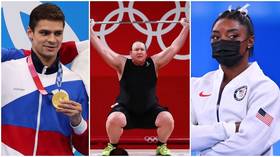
[212,40,244,67]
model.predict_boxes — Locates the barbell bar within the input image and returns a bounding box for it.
[91,19,181,25]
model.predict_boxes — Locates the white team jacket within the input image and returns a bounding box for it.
[191,62,280,155]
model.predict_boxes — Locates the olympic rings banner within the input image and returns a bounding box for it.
[90,1,189,149]
[91,1,189,76]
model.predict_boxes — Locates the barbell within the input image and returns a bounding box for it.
[90,19,181,25]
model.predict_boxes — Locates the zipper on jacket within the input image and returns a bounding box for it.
[33,66,47,155]
[42,66,47,74]
[33,94,43,155]
[216,89,223,122]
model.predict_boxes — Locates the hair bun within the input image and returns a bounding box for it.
[237,4,250,16]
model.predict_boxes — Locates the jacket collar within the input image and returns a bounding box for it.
[31,49,59,74]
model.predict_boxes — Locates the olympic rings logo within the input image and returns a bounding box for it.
[95,1,190,60]
[144,136,158,143]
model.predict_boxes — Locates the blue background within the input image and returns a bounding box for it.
[191,1,280,155]
[1,1,88,48]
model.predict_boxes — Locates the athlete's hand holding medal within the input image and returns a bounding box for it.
[55,95,83,127]
[27,55,83,127]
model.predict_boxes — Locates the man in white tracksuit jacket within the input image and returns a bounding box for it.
[191,5,280,155]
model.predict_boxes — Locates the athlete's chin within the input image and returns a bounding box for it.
[132,56,147,65]
[136,59,146,65]
[138,57,146,62]
[43,48,58,55]
[41,50,58,58]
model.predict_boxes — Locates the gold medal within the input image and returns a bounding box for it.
[52,90,69,109]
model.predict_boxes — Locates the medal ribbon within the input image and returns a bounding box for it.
[27,55,63,95]
[56,62,63,91]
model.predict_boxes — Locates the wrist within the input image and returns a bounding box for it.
[70,114,82,127]
[71,117,87,135]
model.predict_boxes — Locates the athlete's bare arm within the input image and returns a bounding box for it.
[90,20,126,77]
[151,18,189,70]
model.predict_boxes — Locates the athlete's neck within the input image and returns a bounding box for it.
[31,50,59,74]
[132,59,146,66]
[32,49,57,67]
[221,58,249,84]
